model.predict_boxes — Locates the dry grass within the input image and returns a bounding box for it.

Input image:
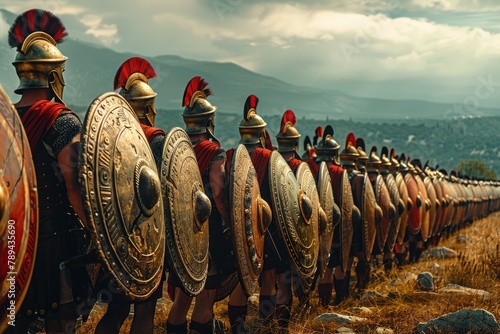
[78,212,500,333]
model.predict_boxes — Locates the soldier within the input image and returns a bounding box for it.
[94,57,165,334]
[315,126,355,306]
[167,76,231,334]
[6,9,91,334]
[227,94,284,332]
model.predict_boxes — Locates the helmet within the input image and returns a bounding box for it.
[301,135,314,161]
[390,148,400,171]
[114,57,158,126]
[356,137,368,171]
[313,126,322,147]
[182,76,218,142]
[9,9,68,103]
[238,94,267,147]
[276,110,300,154]
[366,146,381,173]
[339,132,359,167]
[314,125,340,162]
[399,153,409,173]
[379,146,392,173]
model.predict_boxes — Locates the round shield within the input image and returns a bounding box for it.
[396,173,409,245]
[405,173,421,236]
[383,173,401,252]
[268,152,316,278]
[214,271,239,302]
[316,162,334,276]
[431,177,444,237]
[0,86,38,332]
[351,173,376,261]
[159,127,211,296]
[373,175,392,254]
[292,162,319,297]
[230,144,269,297]
[79,92,165,300]
[337,170,354,272]
[424,176,438,238]
[415,175,430,242]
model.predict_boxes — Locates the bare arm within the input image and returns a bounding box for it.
[209,158,231,223]
[58,133,89,230]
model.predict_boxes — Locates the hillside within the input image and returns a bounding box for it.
[1,9,498,122]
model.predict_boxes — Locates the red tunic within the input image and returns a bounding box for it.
[140,123,166,142]
[20,100,74,151]
[307,159,320,181]
[328,164,344,207]
[193,139,222,175]
[250,147,272,187]
[287,157,302,173]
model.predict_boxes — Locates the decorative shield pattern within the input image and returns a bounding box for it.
[383,173,401,252]
[431,177,444,237]
[214,271,239,302]
[424,176,438,238]
[0,86,38,332]
[268,152,316,278]
[316,162,335,276]
[415,175,430,241]
[79,92,165,300]
[292,162,319,297]
[405,173,421,236]
[350,173,376,261]
[396,173,410,245]
[338,170,354,272]
[159,127,211,296]
[230,144,269,297]
[373,175,392,254]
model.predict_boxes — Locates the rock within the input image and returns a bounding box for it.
[376,327,394,334]
[248,294,259,307]
[346,307,373,315]
[336,327,356,333]
[429,263,443,272]
[314,312,367,324]
[417,272,435,291]
[403,273,418,283]
[439,284,492,298]
[414,308,500,333]
[361,290,387,301]
[423,247,457,259]
[456,234,472,243]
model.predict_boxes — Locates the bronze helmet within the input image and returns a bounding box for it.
[398,153,409,173]
[389,148,400,171]
[239,94,267,147]
[314,125,340,163]
[114,57,158,126]
[356,137,368,171]
[182,76,218,142]
[366,146,382,173]
[379,146,392,173]
[9,9,68,103]
[339,132,359,167]
[276,110,300,154]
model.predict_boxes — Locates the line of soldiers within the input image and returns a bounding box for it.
[1,8,500,334]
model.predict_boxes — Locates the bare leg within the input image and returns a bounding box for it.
[94,302,130,334]
[131,299,158,334]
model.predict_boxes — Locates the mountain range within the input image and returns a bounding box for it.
[0,9,498,122]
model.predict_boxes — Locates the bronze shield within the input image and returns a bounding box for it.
[373,175,392,254]
[405,173,421,236]
[79,92,165,300]
[338,170,354,272]
[230,144,269,297]
[268,152,317,278]
[383,173,401,252]
[396,173,409,245]
[351,173,376,261]
[431,177,444,237]
[316,162,334,276]
[159,127,211,296]
[293,162,320,297]
[415,175,429,241]
[0,87,38,332]
[424,176,438,238]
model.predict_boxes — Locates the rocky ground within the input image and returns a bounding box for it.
[80,212,500,333]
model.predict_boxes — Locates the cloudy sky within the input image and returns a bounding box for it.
[2,0,500,109]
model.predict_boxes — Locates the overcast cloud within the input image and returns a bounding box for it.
[1,0,500,108]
